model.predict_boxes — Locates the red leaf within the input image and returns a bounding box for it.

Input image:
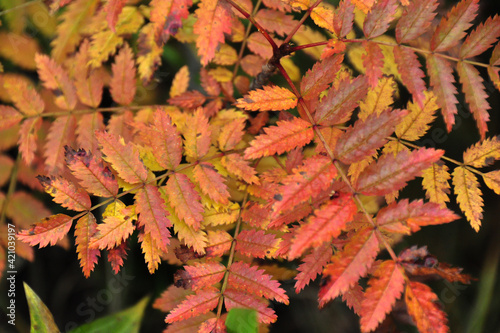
[362,41,384,88]
[228,261,289,304]
[224,289,277,324]
[362,0,398,38]
[333,0,355,38]
[75,213,100,278]
[165,173,204,230]
[334,109,407,164]
[174,261,226,290]
[104,0,126,32]
[135,185,172,252]
[393,46,426,108]
[165,288,220,323]
[107,242,128,274]
[235,229,280,259]
[168,90,206,109]
[110,43,136,106]
[65,146,119,198]
[396,0,438,43]
[359,260,405,332]
[194,0,233,65]
[319,227,379,307]
[146,110,183,170]
[355,148,444,196]
[244,117,314,159]
[205,230,233,258]
[405,281,449,333]
[153,285,193,313]
[300,54,343,101]
[314,76,369,126]
[37,175,91,212]
[457,61,490,140]
[95,130,149,184]
[460,14,500,58]
[193,163,230,204]
[426,54,458,132]
[18,214,73,248]
[236,85,298,111]
[289,193,357,259]
[295,243,333,292]
[430,0,479,52]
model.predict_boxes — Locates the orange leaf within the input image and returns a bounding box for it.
[18,118,42,165]
[95,130,149,184]
[405,281,449,333]
[256,9,296,36]
[452,167,483,231]
[224,289,277,324]
[359,261,405,332]
[139,231,163,274]
[222,153,259,184]
[172,218,208,254]
[206,230,233,258]
[193,163,230,204]
[355,148,444,196]
[236,85,298,111]
[44,115,77,175]
[218,117,246,151]
[107,242,128,274]
[2,77,44,116]
[135,185,172,252]
[194,0,233,65]
[37,175,91,212]
[463,136,500,168]
[73,39,103,108]
[174,261,226,290]
[165,173,204,230]
[153,285,193,313]
[311,4,334,33]
[165,288,220,323]
[228,261,289,304]
[289,193,356,259]
[170,65,190,98]
[457,61,490,140]
[75,213,100,278]
[235,229,280,259]
[151,0,191,43]
[110,43,136,106]
[89,215,135,250]
[104,0,127,32]
[431,0,479,52]
[17,214,73,248]
[422,163,451,207]
[65,146,119,197]
[0,106,23,131]
[147,110,183,170]
[396,0,438,43]
[183,108,211,161]
[335,108,407,164]
[272,156,337,218]
[294,243,332,292]
[319,227,379,307]
[35,53,77,110]
[363,0,398,39]
[395,91,439,141]
[483,170,500,195]
[244,117,313,159]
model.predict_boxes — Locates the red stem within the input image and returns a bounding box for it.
[283,0,324,44]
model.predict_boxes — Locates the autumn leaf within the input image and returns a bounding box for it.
[110,43,136,106]
[362,0,399,39]
[460,14,500,58]
[193,163,230,204]
[75,213,100,278]
[333,0,355,38]
[165,287,220,323]
[37,175,91,212]
[89,214,136,250]
[2,77,44,116]
[18,214,73,247]
[235,229,280,259]
[452,167,483,231]
[393,46,426,108]
[174,261,226,290]
[405,281,449,333]
[224,289,277,324]
[165,173,204,230]
[396,0,438,43]
[463,136,500,168]
[294,243,332,292]
[236,86,298,111]
[421,163,451,207]
[395,91,439,141]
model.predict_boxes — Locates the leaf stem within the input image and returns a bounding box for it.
[283,0,323,45]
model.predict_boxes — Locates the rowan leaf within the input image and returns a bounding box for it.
[362,0,398,39]
[146,110,183,170]
[358,76,397,121]
[430,0,479,52]
[335,109,407,164]
[65,146,119,197]
[205,230,233,258]
[221,153,259,184]
[104,0,127,32]
[393,46,426,108]
[294,243,332,292]
[463,136,500,168]
[355,148,444,196]
[236,86,298,111]
[37,175,91,212]
[300,54,343,102]
[18,214,73,248]
[173,218,208,255]
[314,76,369,126]
[139,231,163,274]
[18,117,42,165]
[359,261,405,332]
[426,54,458,132]
[405,281,449,333]
[311,4,334,33]
[35,53,77,110]
[396,0,438,43]
[110,43,136,106]
[319,227,379,307]
[165,288,220,323]
[75,212,100,278]
[193,163,230,205]
[2,77,44,116]
[256,9,297,36]
[245,118,313,159]
[135,185,172,252]
[107,242,128,274]
[228,261,289,304]
[90,214,136,250]
[183,108,211,161]
[333,0,355,38]
[461,15,500,58]
[170,65,190,98]
[76,113,105,154]
[95,131,149,184]
[352,0,375,13]
[153,285,193,313]
[235,229,280,259]
[395,91,439,141]
[224,289,277,324]
[174,261,226,290]
[194,0,233,65]
[202,204,240,227]
[0,106,23,131]
[422,163,451,207]
[289,193,357,259]
[362,41,384,88]
[272,156,337,218]
[457,61,490,140]
[165,173,204,230]
[150,0,191,43]
[44,115,77,175]
[137,24,164,83]
[452,167,483,231]
[218,117,246,152]
[483,170,500,195]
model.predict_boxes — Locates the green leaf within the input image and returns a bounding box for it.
[23,282,61,333]
[226,308,258,333]
[68,296,149,333]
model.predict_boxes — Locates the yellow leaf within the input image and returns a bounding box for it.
[452,167,483,231]
[0,32,40,70]
[422,163,451,207]
[170,65,190,98]
[311,4,335,33]
[395,91,438,141]
[483,170,500,195]
[213,44,238,66]
[208,67,233,83]
[359,76,397,121]
[463,136,500,168]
